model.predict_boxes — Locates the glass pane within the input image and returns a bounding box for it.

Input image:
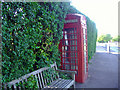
[75,35,77,39]
[71,30,74,33]
[76,66,78,70]
[64,28,74,34]
[83,28,86,34]
[63,58,64,63]
[71,53,75,57]
[76,53,78,57]
[74,40,77,45]
[71,46,75,51]
[65,46,68,51]
[84,45,86,51]
[71,65,75,70]
[62,46,64,51]
[65,58,69,63]
[71,58,75,63]
[84,34,86,40]
[62,40,64,45]
[75,28,77,33]
[70,35,74,39]
[76,60,78,64]
[84,40,86,45]
[84,51,86,57]
[70,40,75,45]
[65,52,69,57]
[70,35,72,39]
[76,47,77,51]
[76,58,78,64]
[62,52,65,57]
[72,35,74,39]
[63,64,65,69]
[65,40,68,45]
[72,40,74,45]
[65,31,67,34]
[65,64,70,70]
[65,34,67,40]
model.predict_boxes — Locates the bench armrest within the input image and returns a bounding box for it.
[56,69,76,80]
[56,69,76,74]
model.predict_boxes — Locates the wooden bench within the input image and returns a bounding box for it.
[3,62,76,89]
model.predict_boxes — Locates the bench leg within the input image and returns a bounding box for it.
[72,83,75,90]
[74,83,75,88]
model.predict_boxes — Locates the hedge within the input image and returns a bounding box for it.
[86,17,97,61]
[2,2,97,84]
[2,2,70,83]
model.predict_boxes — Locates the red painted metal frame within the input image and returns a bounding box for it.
[59,14,88,83]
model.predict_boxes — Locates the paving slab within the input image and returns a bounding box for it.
[75,46,118,88]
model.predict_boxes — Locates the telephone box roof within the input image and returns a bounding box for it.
[66,13,85,17]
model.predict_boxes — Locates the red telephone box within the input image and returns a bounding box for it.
[59,14,88,83]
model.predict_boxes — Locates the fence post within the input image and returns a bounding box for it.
[107,41,110,53]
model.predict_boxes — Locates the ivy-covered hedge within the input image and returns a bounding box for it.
[2,2,97,84]
[86,17,97,61]
[2,2,70,83]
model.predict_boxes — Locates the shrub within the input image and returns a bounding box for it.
[2,2,70,83]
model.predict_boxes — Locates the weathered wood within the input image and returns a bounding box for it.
[13,84,17,90]
[46,79,74,89]
[37,73,42,88]
[35,74,39,88]
[43,72,47,87]
[21,80,25,90]
[54,62,59,79]
[4,62,76,89]
[56,69,77,74]
[40,72,45,88]
[46,78,61,88]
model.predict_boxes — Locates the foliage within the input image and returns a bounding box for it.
[112,37,118,42]
[16,75,38,89]
[86,18,97,61]
[97,34,112,43]
[112,35,120,42]
[2,2,70,83]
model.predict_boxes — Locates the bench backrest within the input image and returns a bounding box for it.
[3,62,59,89]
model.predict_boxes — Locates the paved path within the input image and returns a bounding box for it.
[75,46,118,88]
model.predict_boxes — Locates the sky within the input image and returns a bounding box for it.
[70,0,119,38]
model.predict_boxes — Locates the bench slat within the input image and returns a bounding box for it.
[13,84,17,89]
[46,78,61,88]
[38,73,43,88]
[40,72,45,88]
[35,74,40,88]
[43,71,47,87]
[54,63,59,79]
[53,79,66,88]
[65,80,74,88]
[60,80,72,88]
[47,79,73,88]
[55,79,72,88]
[21,80,25,90]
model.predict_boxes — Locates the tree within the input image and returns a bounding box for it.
[104,34,112,42]
[112,35,120,42]
[97,34,112,43]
